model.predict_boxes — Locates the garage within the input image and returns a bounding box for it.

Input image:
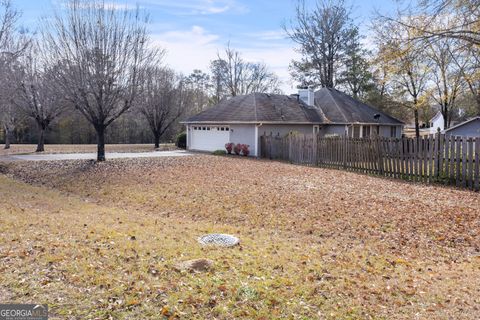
[189,125,230,152]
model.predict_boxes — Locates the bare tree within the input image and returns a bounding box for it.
[184,69,212,113]
[15,45,69,152]
[211,45,280,97]
[137,67,188,148]
[42,0,160,161]
[0,0,28,149]
[426,37,466,128]
[0,103,20,149]
[284,0,353,88]
[381,0,480,46]
[458,44,480,115]
[374,17,431,138]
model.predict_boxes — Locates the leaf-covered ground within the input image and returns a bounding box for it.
[0,155,479,319]
[0,144,175,156]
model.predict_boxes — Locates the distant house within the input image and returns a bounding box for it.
[183,88,404,156]
[427,111,445,133]
[444,116,480,137]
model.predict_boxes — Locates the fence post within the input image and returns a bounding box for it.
[377,136,384,175]
[435,128,441,181]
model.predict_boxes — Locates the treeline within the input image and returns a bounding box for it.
[284,0,480,137]
[0,0,280,160]
[1,0,479,160]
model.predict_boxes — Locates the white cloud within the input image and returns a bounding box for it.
[143,0,248,15]
[152,25,220,73]
[243,30,287,41]
[152,25,300,94]
[54,0,139,10]
[103,2,139,10]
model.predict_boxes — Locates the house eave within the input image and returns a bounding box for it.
[444,116,480,132]
[181,121,403,126]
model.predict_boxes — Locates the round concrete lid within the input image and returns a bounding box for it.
[198,234,239,247]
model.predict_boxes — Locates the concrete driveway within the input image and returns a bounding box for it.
[1,150,192,162]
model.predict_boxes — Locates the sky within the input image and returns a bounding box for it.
[15,0,398,93]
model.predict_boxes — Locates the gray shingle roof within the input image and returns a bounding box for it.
[185,93,325,123]
[314,88,403,125]
[184,89,403,125]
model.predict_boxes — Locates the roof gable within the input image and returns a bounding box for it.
[314,88,404,125]
[444,116,480,132]
[185,93,325,123]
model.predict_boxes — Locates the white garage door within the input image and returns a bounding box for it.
[190,125,230,152]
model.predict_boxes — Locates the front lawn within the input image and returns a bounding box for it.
[0,155,478,319]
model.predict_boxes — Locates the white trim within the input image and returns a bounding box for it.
[254,125,259,157]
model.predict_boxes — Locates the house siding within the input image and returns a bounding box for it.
[259,124,314,137]
[430,113,444,132]
[323,125,347,136]
[229,124,257,155]
[445,119,480,137]
[379,125,402,138]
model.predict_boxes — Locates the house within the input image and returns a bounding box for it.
[443,116,480,137]
[183,88,404,156]
[427,111,445,133]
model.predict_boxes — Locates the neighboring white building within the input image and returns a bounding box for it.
[427,112,445,133]
[182,88,404,156]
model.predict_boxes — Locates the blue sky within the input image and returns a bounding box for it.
[15,0,397,93]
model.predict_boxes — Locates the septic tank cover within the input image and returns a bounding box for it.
[198,234,239,247]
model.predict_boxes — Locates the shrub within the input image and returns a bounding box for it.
[241,144,250,156]
[212,149,226,156]
[233,143,242,155]
[225,142,234,154]
[176,132,187,149]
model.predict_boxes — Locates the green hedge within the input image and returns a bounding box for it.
[176,132,187,149]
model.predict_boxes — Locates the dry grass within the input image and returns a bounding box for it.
[0,155,479,319]
[0,144,176,156]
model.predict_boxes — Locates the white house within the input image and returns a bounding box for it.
[182,88,404,156]
[427,111,445,134]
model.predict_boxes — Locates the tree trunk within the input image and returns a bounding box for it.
[414,109,420,138]
[4,127,10,149]
[36,127,46,152]
[154,131,160,149]
[443,110,448,130]
[96,126,106,162]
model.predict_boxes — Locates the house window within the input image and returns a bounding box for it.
[362,125,371,138]
[207,127,210,130]
[390,126,397,138]
[313,125,319,135]
[225,127,229,131]
[375,126,380,135]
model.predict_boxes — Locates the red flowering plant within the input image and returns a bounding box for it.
[241,144,250,156]
[233,143,242,155]
[225,142,234,154]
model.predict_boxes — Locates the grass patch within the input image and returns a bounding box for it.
[0,156,479,319]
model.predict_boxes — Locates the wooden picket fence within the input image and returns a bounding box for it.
[260,133,480,191]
